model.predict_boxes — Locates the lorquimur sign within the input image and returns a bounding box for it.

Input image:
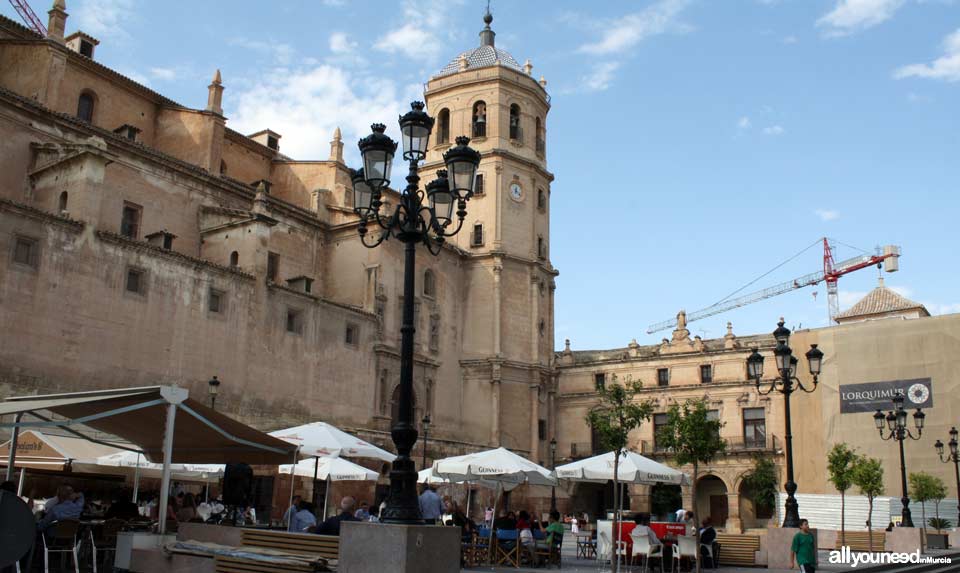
[839,378,933,413]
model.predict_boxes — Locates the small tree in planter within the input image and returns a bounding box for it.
[827,443,859,548]
[741,456,778,526]
[909,472,944,535]
[585,374,653,573]
[656,398,726,573]
[851,456,884,553]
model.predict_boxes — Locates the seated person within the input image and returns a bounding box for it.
[38,485,84,531]
[446,500,474,538]
[315,496,358,536]
[632,513,662,546]
[493,509,516,531]
[289,500,317,532]
[104,489,140,520]
[699,517,717,567]
[543,510,564,545]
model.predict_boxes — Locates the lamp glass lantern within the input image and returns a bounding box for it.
[886,411,897,432]
[913,409,925,431]
[746,348,764,380]
[805,344,823,376]
[936,439,945,457]
[399,101,434,162]
[788,356,798,379]
[351,168,374,214]
[359,124,397,190]
[774,344,791,372]
[874,410,886,430]
[950,436,959,457]
[207,376,220,397]
[426,171,455,224]
[442,136,481,199]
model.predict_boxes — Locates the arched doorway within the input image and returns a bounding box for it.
[696,475,728,528]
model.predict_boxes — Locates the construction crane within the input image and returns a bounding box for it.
[7,0,46,35]
[646,238,901,334]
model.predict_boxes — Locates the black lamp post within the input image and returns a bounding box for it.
[746,319,823,528]
[421,415,431,469]
[208,376,221,410]
[550,438,557,513]
[353,101,480,524]
[935,427,960,519]
[874,391,925,527]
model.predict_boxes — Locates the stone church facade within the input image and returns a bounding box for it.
[0,3,557,488]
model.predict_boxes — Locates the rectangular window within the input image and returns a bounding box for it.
[120,202,142,239]
[743,408,766,448]
[700,364,713,383]
[125,267,145,295]
[657,368,669,387]
[345,323,358,346]
[653,413,670,451]
[267,252,280,282]
[707,409,721,440]
[286,308,303,334]
[208,288,224,313]
[474,173,484,195]
[594,372,606,391]
[471,224,483,247]
[12,236,39,268]
[537,237,545,259]
[267,135,279,150]
[538,419,547,441]
[79,39,94,58]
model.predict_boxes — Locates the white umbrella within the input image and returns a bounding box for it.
[83,450,224,501]
[280,455,380,519]
[554,450,689,485]
[269,422,395,461]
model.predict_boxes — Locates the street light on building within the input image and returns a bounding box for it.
[874,391,925,527]
[353,102,480,524]
[550,437,557,512]
[746,319,823,528]
[207,376,221,410]
[421,414,431,469]
[934,427,960,519]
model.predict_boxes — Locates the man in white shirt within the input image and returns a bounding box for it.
[675,507,686,523]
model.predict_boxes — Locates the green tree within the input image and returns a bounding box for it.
[741,457,778,521]
[909,472,947,534]
[851,456,884,553]
[827,443,859,547]
[585,375,653,573]
[655,398,726,573]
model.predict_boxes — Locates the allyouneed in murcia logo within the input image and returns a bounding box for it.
[828,546,952,567]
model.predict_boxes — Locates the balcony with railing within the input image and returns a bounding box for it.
[639,433,781,458]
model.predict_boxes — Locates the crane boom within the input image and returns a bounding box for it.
[646,242,901,334]
[8,0,47,35]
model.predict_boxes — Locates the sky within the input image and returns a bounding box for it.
[4,0,958,350]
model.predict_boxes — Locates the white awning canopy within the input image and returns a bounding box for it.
[432,447,556,486]
[269,422,395,462]
[554,450,690,485]
[280,457,379,482]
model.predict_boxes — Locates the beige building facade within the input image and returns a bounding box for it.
[0,5,557,511]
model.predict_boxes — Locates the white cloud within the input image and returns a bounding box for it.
[229,38,297,66]
[72,0,136,41]
[816,0,906,36]
[149,67,177,81]
[373,0,463,61]
[577,0,691,55]
[893,28,960,82]
[329,32,357,54]
[815,209,840,221]
[737,116,752,129]
[762,125,785,135]
[228,65,412,162]
[782,35,799,44]
[579,62,621,92]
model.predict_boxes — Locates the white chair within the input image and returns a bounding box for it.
[672,535,698,573]
[42,520,80,573]
[630,533,663,573]
[699,540,716,570]
[598,530,629,568]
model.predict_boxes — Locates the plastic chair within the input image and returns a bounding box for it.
[631,533,664,573]
[699,541,717,570]
[672,535,698,573]
[89,518,125,573]
[495,529,520,568]
[42,520,80,573]
[599,530,629,567]
[534,532,563,569]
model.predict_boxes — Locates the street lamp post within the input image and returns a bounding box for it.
[874,391,925,527]
[935,427,960,518]
[746,319,823,528]
[421,415,431,469]
[550,438,557,513]
[208,376,221,410]
[353,102,480,524]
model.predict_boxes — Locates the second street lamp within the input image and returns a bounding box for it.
[746,319,823,528]
[874,391,925,527]
[353,102,480,524]
[935,427,960,518]
[207,376,221,410]
[550,438,558,513]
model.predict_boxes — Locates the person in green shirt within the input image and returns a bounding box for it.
[545,510,565,545]
[791,518,817,572]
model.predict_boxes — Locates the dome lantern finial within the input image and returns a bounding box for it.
[480,1,495,47]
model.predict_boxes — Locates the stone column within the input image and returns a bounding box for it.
[725,491,742,532]
[490,362,502,446]
[493,260,502,356]
[530,276,539,363]
[530,383,540,460]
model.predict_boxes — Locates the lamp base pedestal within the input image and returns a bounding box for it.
[339,521,460,573]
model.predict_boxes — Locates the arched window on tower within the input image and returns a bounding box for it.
[509,104,522,141]
[436,108,450,144]
[77,91,95,122]
[220,160,227,175]
[423,269,436,298]
[536,117,545,154]
[229,251,239,268]
[472,101,486,138]
[58,191,68,213]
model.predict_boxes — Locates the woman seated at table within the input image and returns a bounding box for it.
[516,510,537,564]
[632,513,662,546]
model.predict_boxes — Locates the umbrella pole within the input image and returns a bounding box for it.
[17,467,26,496]
[4,413,22,482]
[132,452,141,503]
[285,447,298,528]
[323,475,330,520]
[158,402,178,537]
[488,482,501,563]
[313,457,320,517]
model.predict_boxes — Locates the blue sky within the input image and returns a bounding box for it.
[5,0,958,349]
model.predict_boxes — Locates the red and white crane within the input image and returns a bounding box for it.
[7,0,46,36]
[646,238,901,334]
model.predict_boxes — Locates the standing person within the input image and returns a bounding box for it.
[484,505,494,527]
[791,519,817,573]
[418,485,443,525]
[683,511,696,536]
[282,495,302,528]
[675,507,687,523]
[570,513,579,534]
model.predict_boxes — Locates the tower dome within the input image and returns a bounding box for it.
[434,8,523,78]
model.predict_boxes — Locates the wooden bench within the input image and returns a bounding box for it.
[835,531,885,552]
[212,529,339,572]
[715,533,761,566]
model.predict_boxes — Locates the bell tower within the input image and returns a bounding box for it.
[424,9,556,460]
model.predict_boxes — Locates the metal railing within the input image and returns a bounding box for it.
[640,434,781,456]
